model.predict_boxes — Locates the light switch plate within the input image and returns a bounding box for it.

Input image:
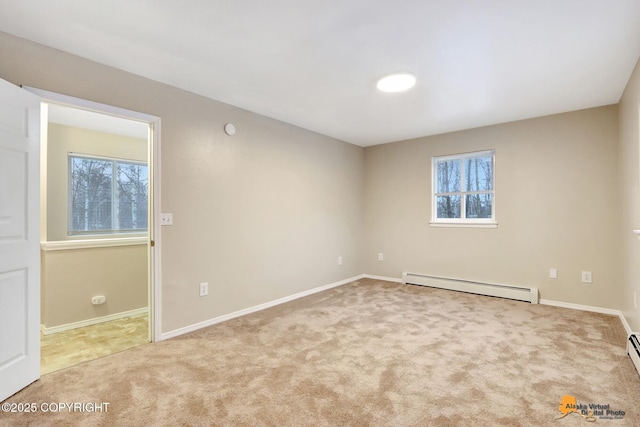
[199,282,208,297]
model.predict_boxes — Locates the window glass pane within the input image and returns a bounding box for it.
[70,157,113,232]
[117,162,148,230]
[465,155,493,192]
[436,159,460,193]
[69,155,148,235]
[436,195,461,218]
[465,193,492,219]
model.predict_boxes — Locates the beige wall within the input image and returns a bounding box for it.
[2,30,635,335]
[0,32,364,333]
[41,245,148,327]
[364,106,622,309]
[619,57,640,332]
[47,123,147,241]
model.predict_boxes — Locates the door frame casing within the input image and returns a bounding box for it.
[24,87,162,342]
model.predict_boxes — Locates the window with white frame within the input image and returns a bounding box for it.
[431,150,495,225]
[68,154,148,235]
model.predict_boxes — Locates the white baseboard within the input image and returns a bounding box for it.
[41,307,148,335]
[539,299,620,315]
[619,314,634,338]
[362,274,403,283]
[159,274,638,342]
[362,279,638,338]
[160,274,365,341]
[540,298,635,337]
[359,283,636,337]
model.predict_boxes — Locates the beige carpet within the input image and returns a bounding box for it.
[2,278,639,426]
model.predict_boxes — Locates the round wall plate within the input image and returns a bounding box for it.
[224,123,236,136]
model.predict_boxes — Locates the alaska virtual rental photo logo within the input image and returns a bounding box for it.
[556,395,626,422]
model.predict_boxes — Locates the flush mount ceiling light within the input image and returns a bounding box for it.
[376,72,417,93]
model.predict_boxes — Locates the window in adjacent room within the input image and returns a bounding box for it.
[431,150,496,227]
[68,154,148,235]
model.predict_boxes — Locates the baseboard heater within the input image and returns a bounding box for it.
[402,272,539,304]
[629,334,640,377]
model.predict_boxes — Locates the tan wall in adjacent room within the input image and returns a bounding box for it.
[40,123,149,328]
[363,106,622,309]
[41,245,148,328]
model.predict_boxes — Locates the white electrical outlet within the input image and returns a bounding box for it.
[549,268,557,279]
[581,271,592,284]
[199,282,208,297]
[91,295,106,305]
[161,213,173,226]
[378,253,384,261]
[338,256,343,266]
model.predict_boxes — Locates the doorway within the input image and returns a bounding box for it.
[27,88,161,374]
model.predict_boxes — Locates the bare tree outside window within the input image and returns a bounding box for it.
[117,163,148,230]
[69,158,113,232]
[464,156,492,218]
[69,155,148,235]
[436,159,461,218]
[432,151,494,222]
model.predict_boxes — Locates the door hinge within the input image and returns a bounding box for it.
[150,240,155,247]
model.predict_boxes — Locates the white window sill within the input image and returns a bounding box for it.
[634,230,640,240]
[41,237,148,251]
[430,221,498,229]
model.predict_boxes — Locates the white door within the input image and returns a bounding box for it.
[0,78,40,401]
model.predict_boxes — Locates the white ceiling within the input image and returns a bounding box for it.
[1,0,639,146]
[48,104,149,139]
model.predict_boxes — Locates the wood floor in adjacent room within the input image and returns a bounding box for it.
[40,313,149,375]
